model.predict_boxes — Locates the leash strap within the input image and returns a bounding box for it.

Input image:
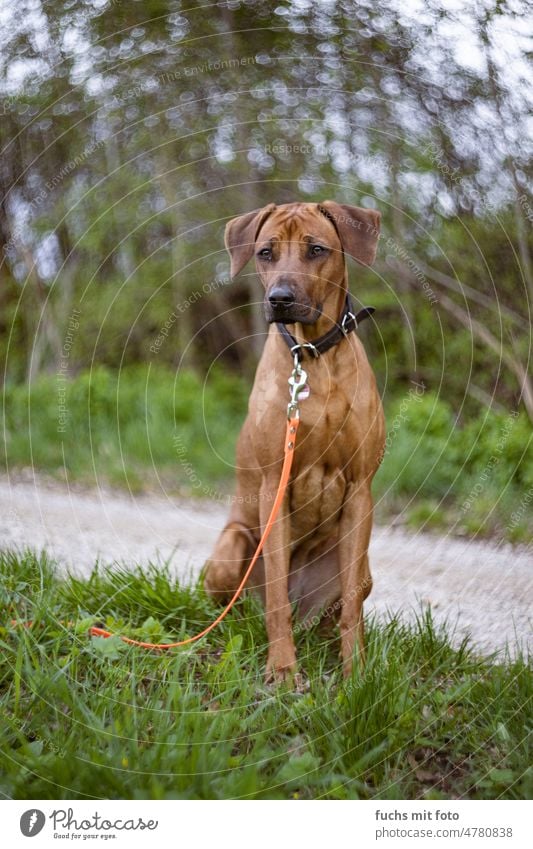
[276,293,375,361]
[88,416,300,649]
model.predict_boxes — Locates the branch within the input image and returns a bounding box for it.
[392,257,528,331]
[437,290,533,423]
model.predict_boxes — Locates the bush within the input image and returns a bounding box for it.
[375,392,532,540]
[2,365,248,492]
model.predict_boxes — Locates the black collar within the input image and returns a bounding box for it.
[276,293,375,361]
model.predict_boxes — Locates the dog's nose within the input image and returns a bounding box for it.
[268,286,295,307]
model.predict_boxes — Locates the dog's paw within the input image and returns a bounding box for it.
[265,650,299,687]
[265,668,302,690]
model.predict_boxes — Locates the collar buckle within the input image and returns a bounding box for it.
[341,310,357,337]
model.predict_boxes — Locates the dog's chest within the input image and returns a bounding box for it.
[288,382,362,538]
[289,460,346,543]
[297,378,361,455]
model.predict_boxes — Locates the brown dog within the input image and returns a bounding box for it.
[204,201,385,682]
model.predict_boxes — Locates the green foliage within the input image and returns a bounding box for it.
[374,392,533,540]
[376,393,458,498]
[2,365,248,493]
[0,550,530,800]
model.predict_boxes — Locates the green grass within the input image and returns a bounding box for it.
[2,366,532,542]
[0,550,531,800]
[1,364,248,495]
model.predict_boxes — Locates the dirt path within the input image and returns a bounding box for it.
[1,475,531,659]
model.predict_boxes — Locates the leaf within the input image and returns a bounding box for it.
[413,737,438,748]
[140,616,160,632]
[219,633,243,663]
[495,722,511,744]
[487,768,515,785]
[289,694,315,719]
[26,740,43,756]
[277,752,320,788]
[90,634,127,660]
[75,617,98,635]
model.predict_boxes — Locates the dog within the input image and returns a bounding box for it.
[204,201,385,682]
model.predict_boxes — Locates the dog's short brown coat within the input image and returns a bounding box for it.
[204,201,385,681]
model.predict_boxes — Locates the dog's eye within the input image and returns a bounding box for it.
[310,244,327,257]
[257,248,272,260]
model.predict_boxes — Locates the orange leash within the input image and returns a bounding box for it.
[87,416,300,649]
[10,359,308,649]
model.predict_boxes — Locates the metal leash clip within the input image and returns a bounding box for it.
[287,357,308,420]
[290,341,319,359]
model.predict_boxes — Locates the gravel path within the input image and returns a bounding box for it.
[1,475,531,659]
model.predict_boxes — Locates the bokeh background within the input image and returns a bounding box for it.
[1,0,532,541]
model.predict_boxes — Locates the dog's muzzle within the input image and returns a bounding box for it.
[265,285,321,325]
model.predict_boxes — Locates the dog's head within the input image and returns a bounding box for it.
[224,201,380,325]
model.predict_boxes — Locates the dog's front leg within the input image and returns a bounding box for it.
[338,482,374,677]
[259,475,296,683]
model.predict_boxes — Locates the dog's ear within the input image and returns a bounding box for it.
[318,201,381,266]
[225,204,276,279]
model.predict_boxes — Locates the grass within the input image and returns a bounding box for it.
[2,366,532,542]
[0,549,531,800]
[1,364,248,496]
